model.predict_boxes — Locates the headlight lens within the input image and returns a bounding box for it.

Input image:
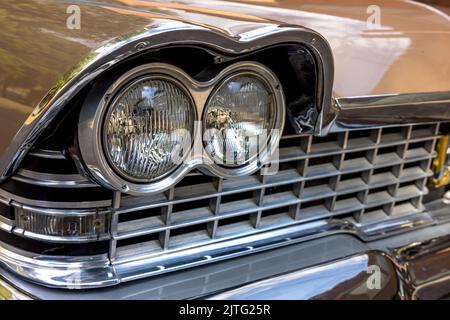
[103,77,194,182]
[203,73,275,166]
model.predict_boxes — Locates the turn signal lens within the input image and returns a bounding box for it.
[15,208,110,239]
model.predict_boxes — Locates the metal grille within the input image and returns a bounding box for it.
[109,123,441,262]
[0,121,444,284]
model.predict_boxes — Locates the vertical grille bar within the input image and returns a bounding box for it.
[109,191,121,261]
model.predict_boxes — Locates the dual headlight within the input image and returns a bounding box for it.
[79,61,284,195]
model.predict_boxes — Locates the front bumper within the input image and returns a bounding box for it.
[1,219,450,300]
[0,275,32,300]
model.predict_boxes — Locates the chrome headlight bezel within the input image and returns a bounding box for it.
[78,62,284,196]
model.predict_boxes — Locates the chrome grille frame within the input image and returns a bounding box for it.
[0,122,449,288]
[109,123,440,261]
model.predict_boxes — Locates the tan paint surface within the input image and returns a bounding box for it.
[0,0,449,155]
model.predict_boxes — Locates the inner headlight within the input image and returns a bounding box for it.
[203,73,276,167]
[103,76,195,182]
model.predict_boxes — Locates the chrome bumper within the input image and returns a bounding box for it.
[204,245,450,300]
[205,234,450,300]
[205,252,398,300]
[1,221,450,300]
[0,276,32,300]
[2,200,450,292]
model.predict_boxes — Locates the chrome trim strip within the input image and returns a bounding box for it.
[0,195,9,206]
[12,228,111,243]
[326,92,450,132]
[28,149,66,160]
[0,188,112,209]
[0,21,333,183]
[11,203,102,216]
[0,216,13,233]
[0,275,33,300]
[12,169,98,188]
[0,242,117,289]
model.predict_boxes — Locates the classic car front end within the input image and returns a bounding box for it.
[1,0,450,300]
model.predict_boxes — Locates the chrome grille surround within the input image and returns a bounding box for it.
[111,123,440,259]
[0,122,449,288]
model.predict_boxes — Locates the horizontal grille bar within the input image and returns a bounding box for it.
[12,169,97,188]
[27,149,67,160]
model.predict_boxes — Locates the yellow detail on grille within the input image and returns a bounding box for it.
[431,135,450,188]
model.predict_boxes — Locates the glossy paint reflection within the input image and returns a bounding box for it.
[0,1,149,155]
[106,0,450,96]
[0,0,449,167]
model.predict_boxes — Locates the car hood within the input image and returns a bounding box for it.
[0,0,449,158]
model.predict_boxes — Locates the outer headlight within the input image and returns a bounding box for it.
[203,72,278,167]
[103,76,195,182]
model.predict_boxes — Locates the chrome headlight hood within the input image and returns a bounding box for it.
[0,1,336,182]
[1,0,450,181]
